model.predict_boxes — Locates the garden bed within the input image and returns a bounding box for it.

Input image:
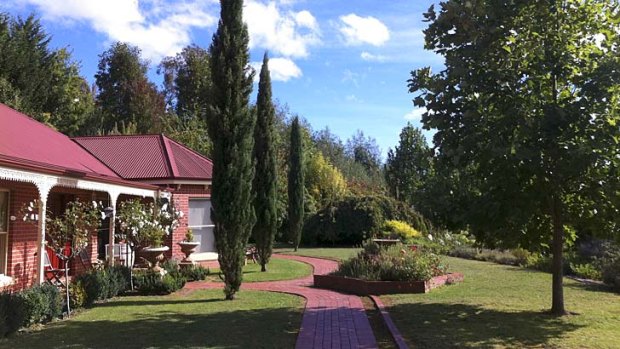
[314,272,463,295]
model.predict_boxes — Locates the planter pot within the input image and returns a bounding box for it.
[314,273,464,295]
[178,241,200,264]
[141,246,170,272]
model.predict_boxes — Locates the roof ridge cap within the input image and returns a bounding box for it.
[160,134,179,178]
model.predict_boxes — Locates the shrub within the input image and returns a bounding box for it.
[382,220,421,242]
[596,243,620,292]
[161,259,180,273]
[21,284,62,326]
[69,280,87,309]
[75,266,131,306]
[134,270,186,295]
[180,265,210,281]
[332,242,448,282]
[0,292,26,338]
[303,195,433,246]
[570,263,602,280]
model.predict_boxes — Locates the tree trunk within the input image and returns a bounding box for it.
[64,258,71,315]
[261,263,267,272]
[550,195,567,316]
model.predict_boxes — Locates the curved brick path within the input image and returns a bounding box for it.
[183,254,378,349]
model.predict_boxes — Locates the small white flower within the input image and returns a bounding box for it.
[427,234,433,241]
[92,201,97,207]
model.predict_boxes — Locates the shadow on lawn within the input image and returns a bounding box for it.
[6,302,301,349]
[389,302,583,349]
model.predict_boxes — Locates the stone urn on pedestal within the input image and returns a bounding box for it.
[141,246,170,273]
[178,229,199,268]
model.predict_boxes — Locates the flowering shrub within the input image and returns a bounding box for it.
[331,241,448,282]
[382,220,421,242]
[20,199,103,255]
[116,198,183,248]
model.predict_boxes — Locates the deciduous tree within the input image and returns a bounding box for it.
[410,0,620,315]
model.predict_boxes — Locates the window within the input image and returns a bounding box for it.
[188,199,215,253]
[0,190,8,275]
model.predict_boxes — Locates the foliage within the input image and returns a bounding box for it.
[0,13,94,135]
[570,263,602,281]
[385,123,432,207]
[159,45,212,157]
[116,198,183,249]
[313,127,385,195]
[305,152,348,208]
[68,280,87,310]
[93,42,165,134]
[207,0,256,300]
[332,242,448,282]
[180,265,210,281]
[252,53,278,272]
[20,284,62,326]
[20,199,103,314]
[410,0,620,314]
[288,116,305,251]
[134,270,186,295]
[184,228,194,242]
[159,45,211,118]
[382,220,421,242]
[597,243,620,291]
[303,195,432,246]
[74,266,130,306]
[0,291,25,338]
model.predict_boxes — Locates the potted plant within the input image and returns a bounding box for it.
[141,225,169,273]
[178,228,200,265]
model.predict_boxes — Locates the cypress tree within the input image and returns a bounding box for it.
[207,0,256,300]
[288,116,305,251]
[252,52,278,272]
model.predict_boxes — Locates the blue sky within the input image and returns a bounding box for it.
[1,0,443,159]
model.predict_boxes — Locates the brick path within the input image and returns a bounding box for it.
[184,254,378,349]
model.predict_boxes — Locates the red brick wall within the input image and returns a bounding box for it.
[166,186,210,260]
[1,180,39,291]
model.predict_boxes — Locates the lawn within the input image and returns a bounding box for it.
[205,257,312,282]
[4,289,304,349]
[382,257,620,349]
[274,247,361,261]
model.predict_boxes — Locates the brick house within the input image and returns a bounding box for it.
[74,135,215,261]
[0,103,215,292]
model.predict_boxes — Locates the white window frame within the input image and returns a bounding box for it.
[0,189,9,276]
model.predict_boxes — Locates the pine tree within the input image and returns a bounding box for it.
[288,116,305,251]
[207,0,256,300]
[252,52,278,272]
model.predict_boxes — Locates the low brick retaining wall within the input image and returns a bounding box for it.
[314,273,464,295]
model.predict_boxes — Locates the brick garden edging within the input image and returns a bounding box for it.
[314,273,464,295]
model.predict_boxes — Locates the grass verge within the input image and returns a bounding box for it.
[382,257,620,349]
[274,247,361,261]
[4,289,304,349]
[205,257,312,282]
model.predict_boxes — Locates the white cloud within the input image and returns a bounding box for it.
[12,0,217,61]
[338,14,390,46]
[360,51,387,62]
[345,94,362,103]
[244,1,320,58]
[252,57,302,82]
[341,69,360,87]
[404,108,426,121]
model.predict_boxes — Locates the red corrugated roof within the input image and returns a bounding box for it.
[0,103,125,181]
[74,134,213,181]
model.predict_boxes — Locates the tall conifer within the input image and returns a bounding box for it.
[252,53,278,272]
[288,116,305,251]
[207,0,256,300]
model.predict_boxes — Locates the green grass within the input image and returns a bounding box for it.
[274,247,361,261]
[382,257,620,349]
[4,290,304,349]
[206,257,312,282]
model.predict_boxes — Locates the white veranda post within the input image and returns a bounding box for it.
[107,193,119,267]
[35,183,51,285]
